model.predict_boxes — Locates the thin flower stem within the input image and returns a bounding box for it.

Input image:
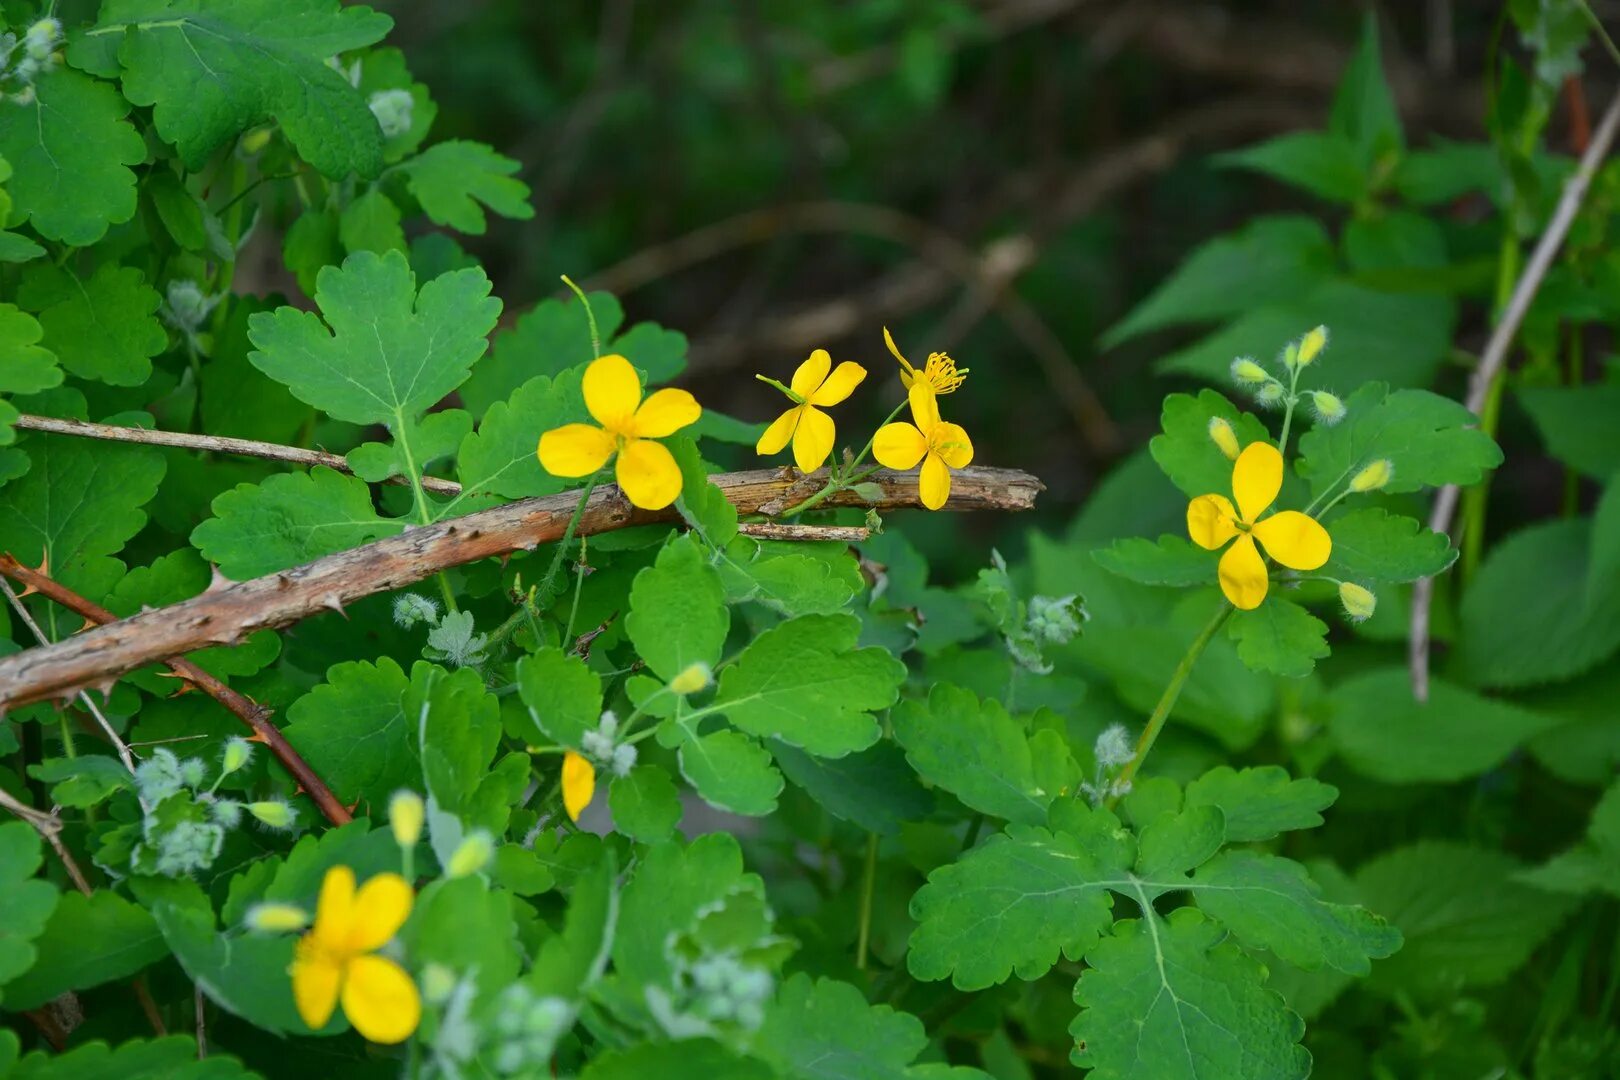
[1105,604,1233,809]
[539,472,603,604]
[779,399,910,519]
[563,535,589,645]
[855,832,879,970]
[1277,360,1303,457]
[561,275,602,359]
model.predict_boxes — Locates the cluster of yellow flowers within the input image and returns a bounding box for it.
[535,328,973,512]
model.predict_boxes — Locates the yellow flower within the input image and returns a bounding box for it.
[755,349,867,471]
[872,383,974,511]
[291,866,419,1044]
[537,353,701,511]
[883,326,967,395]
[562,750,595,823]
[1186,441,1331,610]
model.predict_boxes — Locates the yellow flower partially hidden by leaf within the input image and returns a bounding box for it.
[872,383,974,510]
[291,866,419,1045]
[883,327,967,395]
[1186,442,1331,610]
[755,349,867,471]
[562,750,596,823]
[537,354,701,511]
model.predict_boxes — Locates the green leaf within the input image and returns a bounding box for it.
[1518,383,1620,479]
[1093,534,1218,587]
[98,0,393,177]
[190,466,401,580]
[1298,383,1503,499]
[247,250,500,426]
[0,821,57,1003]
[1148,389,1273,499]
[1329,667,1560,782]
[17,263,166,387]
[907,817,1132,990]
[716,613,904,757]
[1184,765,1338,842]
[1392,140,1503,205]
[1329,13,1404,165]
[402,140,534,234]
[0,891,168,1010]
[718,539,863,615]
[281,207,340,298]
[346,409,469,485]
[455,369,585,502]
[671,436,739,548]
[1102,216,1334,346]
[611,832,760,988]
[338,189,405,254]
[891,683,1059,824]
[1227,597,1330,678]
[757,974,928,1080]
[770,740,932,836]
[1219,131,1368,203]
[281,656,417,808]
[1133,804,1224,887]
[408,875,521,998]
[627,533,729,683]
[1070,909,1311,1080]
[0,69,144,245]
[679,729,783,816]
[580,1041,772,1080]
[357,47,437,162]
[414,662,502,831]
[608,765,682,842]
[515,647,603,748]
[460,291,622,416]
[1355,842,1576,1000]
[1323,507,1457,583]
[0,305,60,404]
[4,1035,258,1079]
[1521,778,1620,897]
[26,755,132,808]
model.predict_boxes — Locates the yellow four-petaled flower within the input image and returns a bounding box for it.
[873,383,974,510]
[755,349,868,471]
[1186,441,1331,610]
[884,327,968,395]
[291,866,420,1044]
[537,354,701,510]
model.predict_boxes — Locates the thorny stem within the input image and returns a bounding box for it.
[1105,605,1233,808]
[855,832,879,971]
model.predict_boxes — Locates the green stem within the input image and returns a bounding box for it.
[1562,324,1583,517]
[855,832,879,971]
[563,535,589,646]
[1459,369,1507,581]
[58,712,77,759]
[779,400,909,519]
[394,408,457,612]
[560,275,601,359]
[1105,605,1233,808]
[1277,361,1303,457]
[539,472,602,605]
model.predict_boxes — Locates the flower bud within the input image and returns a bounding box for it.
[446,830,494,879]
[1349,459,1394,493]
[246,800,296,831]
[668,661,713,695]
[1280,342,1301,370]
[1255,382,1286,408]
[1230,357,1269,385]
[1297,325,1329,366]
[562,751,596,823]
[1309,390,1346,426]
[245,902,309,933]
[367,88,415,139]
[611,743,637,778]
[1207,417,1241,461]
[1339,582,1377,622]
[420,963,458,1004]
[389,790,424,848]
[220,737,253,776]
[1093,724,1134,768]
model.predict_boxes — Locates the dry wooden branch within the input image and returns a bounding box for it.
[0,555,352,827]
[0,466,1041,711]
[736,522,870,543]
[12,413,461,497]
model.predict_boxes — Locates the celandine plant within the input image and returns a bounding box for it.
[0,2,1513,1079]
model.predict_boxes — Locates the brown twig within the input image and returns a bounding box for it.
[0,787,94,896]
[0,555,352,827]
[11,414,461,497]
[1409,86,1620,700]
[736,522,871,543]
[0,466,1041,709]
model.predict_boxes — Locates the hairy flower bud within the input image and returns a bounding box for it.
[669,661,713,695]
[1093,724,1134,768]
[392,593,439,629]
[1255,382,1286,408]
[1207,416,1241,461]
[1339,581,1377,622]
[1349,458,1394,493]
[1309,390,1346,426]
[420,963,458,1005]
[611,743,637,778]
[246,800,296,831]
[1230,357,1269,385]
[389,789,424,848]
[246,902,310,933]
[220,736,253,776]
[1297,325,1329,366]
[367,88,415,139]
[446,830,494,879]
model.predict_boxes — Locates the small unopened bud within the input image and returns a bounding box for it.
[220,737,253,776]
[669,661,713,695]
[245,903,310,933]
[1093,724,1134,768]
[1297,325,1329,366]
[1230,357,1269,385]
[1255,382,1286,408]
[420,963,458,1004]
[209,799,243,828]
[389,790,424,848]
[1339,582,1377,622]
[1280,342,1301,370]
[23,19,59,62]
[446,831,494,879]
[179,758,208,788]
[246,800,296,831]
[1207,417,1241,461]
[1309,390,1345,426]
[610,743,637,778]
[1349,459,1394,493]
[367,88,414,139]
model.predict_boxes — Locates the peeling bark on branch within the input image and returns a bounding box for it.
[0,466,1041,710]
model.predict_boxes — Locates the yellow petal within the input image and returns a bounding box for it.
[1186,494,1239,551]
[790,349,832,399]
[616,437,683,510]
[341,954,421,1045]
[872,421,928,470]
[930,421,973,469]
[343,873,413,953]
[562,751,596,823]
[312,865,356,948]
[882,326,917,380]
[756,407,800,457]
[538,423,616,478]
[291,940,342,1031]
[918,452,952,510]
[1252,510,1332,571]
[1231,441,1283,524]
[809,361,866,407]
[583,354,642,430]
[907,381,940,433]
[792,406,836,472]
[631,387,701,439]
[1218,534,1269,610]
